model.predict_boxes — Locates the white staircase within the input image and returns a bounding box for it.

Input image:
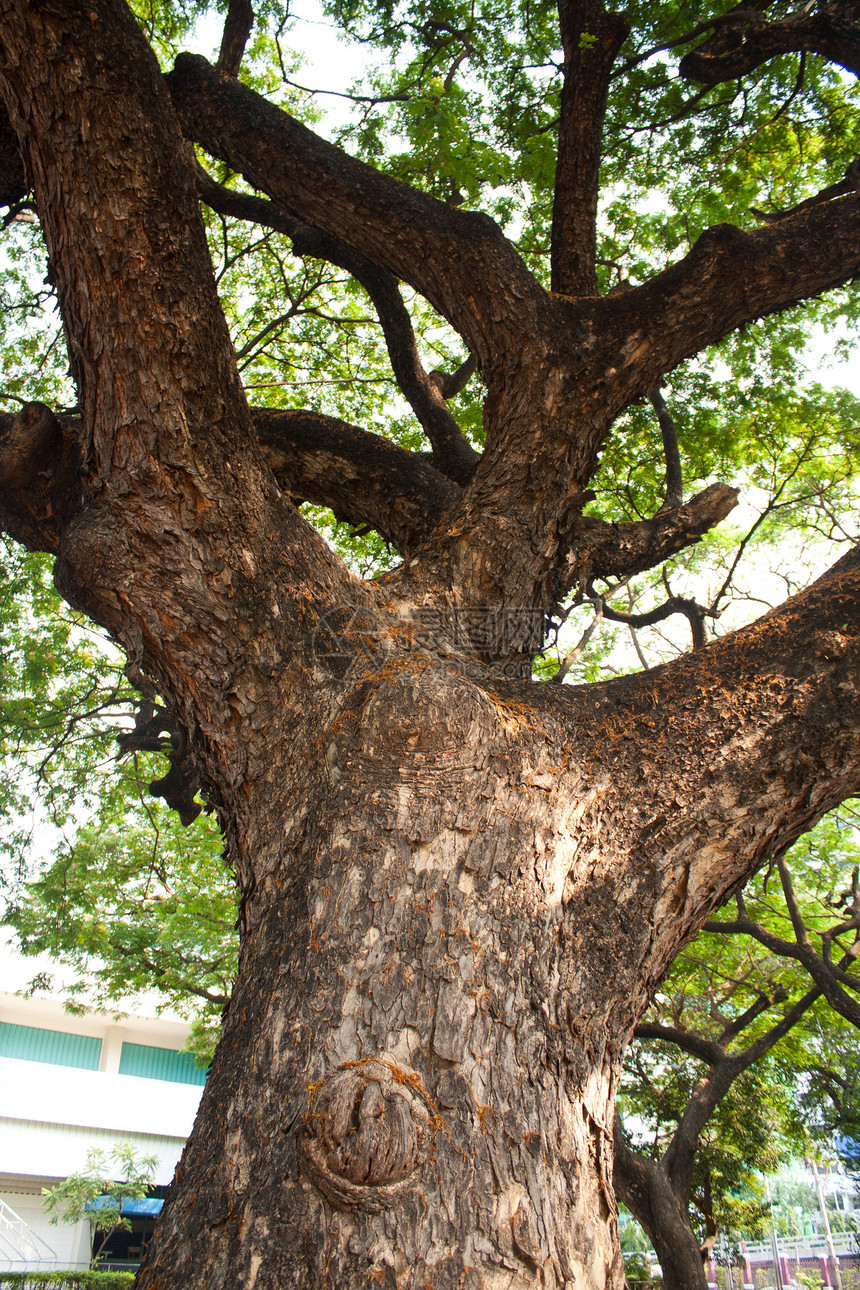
[0,1196,57,1270]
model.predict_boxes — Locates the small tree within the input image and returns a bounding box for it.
[42,1143,158,1269]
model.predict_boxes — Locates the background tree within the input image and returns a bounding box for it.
[616,813,860,1285]
[615,918,819,1283]
[707,804,860,1029]
[42,1143,158,1270]
[1,0,860,1287]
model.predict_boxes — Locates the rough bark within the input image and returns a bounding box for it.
[552,0,629,296]
[679,0,860,86]
[0,405,457,559]
[0,403,82,553]
[134,547,860,1290]
[1,2,859,1288]
[216,0,254,77]
[0,93,25,207]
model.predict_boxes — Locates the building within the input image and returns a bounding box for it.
[0,988,205,1272]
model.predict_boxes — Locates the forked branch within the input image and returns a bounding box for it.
[562,482,739,592]
[706,882,860,1030]
[196,168,479,484]
[166,54,546,366]
[679,1,860,86]
[592,193,860,399]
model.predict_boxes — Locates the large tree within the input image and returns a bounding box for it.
[1,1,859,1287]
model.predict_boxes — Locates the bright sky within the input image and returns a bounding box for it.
[0,929,189,1023]
[193,0,381,135]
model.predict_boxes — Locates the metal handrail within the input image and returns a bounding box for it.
[0,1197,57,1266]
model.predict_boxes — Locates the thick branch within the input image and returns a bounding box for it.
[613,1118,711,1289]
[165,53,547,368]
[414,189,856,610]
[0,1,377,899]
[0,406,456,559]
[0,403,81,554]
[216,0,254,77]
[626,980,820,1260]
[632,1022,721,1065]
[196,169,479,484]
[538,543,860,991]
[679,2,860,86]
[254,408,459,555]
[592,193,860,397]
[563,482,739,592]
[552,0,629,296]
[0,94,25,206]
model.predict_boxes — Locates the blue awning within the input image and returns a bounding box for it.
[85,1196,164,1217]
[121,1198,163,1217]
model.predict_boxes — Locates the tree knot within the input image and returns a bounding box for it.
[299,1059,436,1211]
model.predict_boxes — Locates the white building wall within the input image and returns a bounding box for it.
[0,986,205,1272]
[0,1056,203,1149]
[0,1190,90,1270]
[0,1116,189,1188]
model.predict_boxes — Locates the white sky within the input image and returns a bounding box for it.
[0,930,190,1023]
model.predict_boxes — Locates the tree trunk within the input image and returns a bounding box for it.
[135,665,635,1289]
[132,598,860,1289]
[613,1130,709,1290]
[620,988,821,1286]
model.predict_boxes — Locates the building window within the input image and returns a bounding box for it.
[118,1042,207,1086]
[0,1021,102,1070]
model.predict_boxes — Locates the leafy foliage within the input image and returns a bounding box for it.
[42,1143,158,1270]
[0,538,236,1054]
[0,542,130,886]
[621,806,860,1246]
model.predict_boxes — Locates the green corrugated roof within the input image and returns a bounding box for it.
[118,1041,206,1086]
[0,1020,102,1069]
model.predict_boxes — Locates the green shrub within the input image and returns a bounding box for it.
[0,1273,136,1288]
